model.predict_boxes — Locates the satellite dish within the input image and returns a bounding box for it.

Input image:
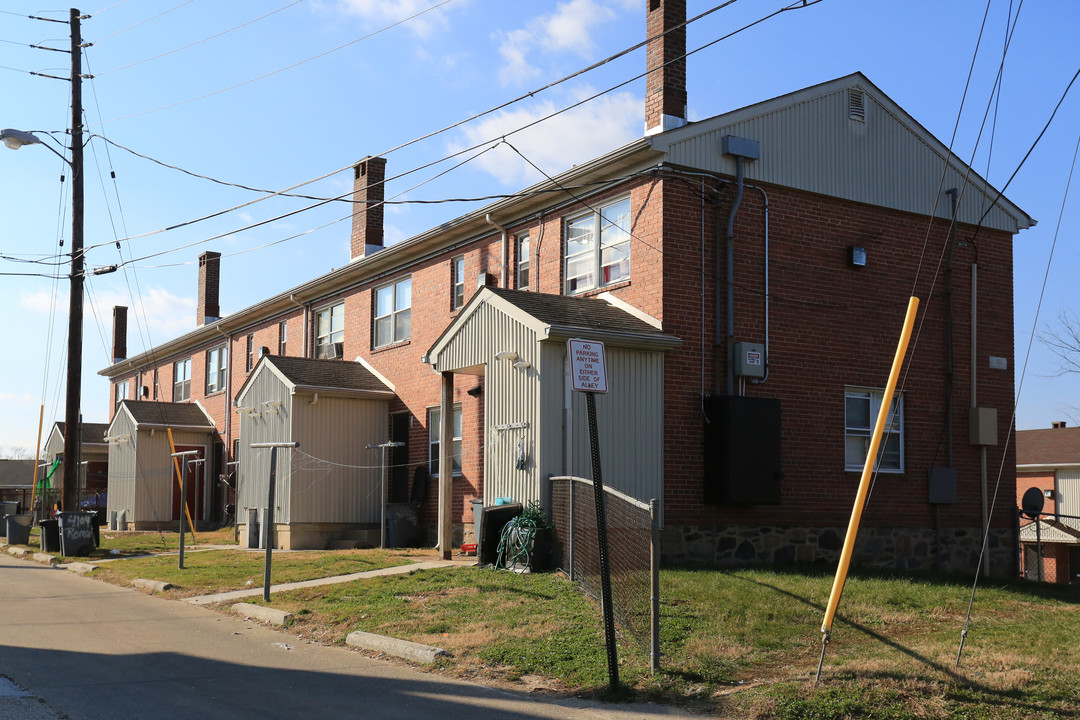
[1021,487,1045,520]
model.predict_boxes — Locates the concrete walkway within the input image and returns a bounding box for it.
[185,558,475,605]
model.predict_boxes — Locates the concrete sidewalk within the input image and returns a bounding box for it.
[185,557,475,605]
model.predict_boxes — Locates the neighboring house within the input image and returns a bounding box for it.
[105,401,218,530]
[99,1,1032,573]
[1016,422,1080,584]
[0,459,35,509]
[43,422,110,506]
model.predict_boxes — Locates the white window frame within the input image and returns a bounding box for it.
[845,387,904,473]
[173,357,191,401]
[451,256,465,310]
[428,404,462,477]
[564,196,631,295]
[114,379,129,408]
[206,344,228,395]
[245,333,255,371]
[516,234,530,290]
[314,302,345,359]
[374,277,412,348]
[152,368,159,400]
[278,320,288,356]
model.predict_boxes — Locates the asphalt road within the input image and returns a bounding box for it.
[0,552,693,720]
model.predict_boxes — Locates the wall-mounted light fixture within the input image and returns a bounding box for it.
[467,385,483,397]
[1045,489,1054,499]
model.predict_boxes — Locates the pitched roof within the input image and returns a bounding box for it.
[484,287,668,338]
[119,400,215,429]
[1016,426,1080,466]
[0,459,35,488]
[53,422,111,445]
[263,355,393,394]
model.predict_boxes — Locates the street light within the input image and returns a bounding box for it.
[0,9,86,515]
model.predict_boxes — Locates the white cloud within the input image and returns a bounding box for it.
[332,0,454,39]
[85,286,196,348]
[447,87,642,186]
[496,0,621,86]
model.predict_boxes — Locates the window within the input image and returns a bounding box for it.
[206,344,228,394]
[451,256,465,310]
[114,379,129,409]
[374,277,411,348]
[152,368,159,400]
[845,388,904,472]
[245,333,255,371]
[564,197,631,294]
[517,234,530,290]
[429,405,462,477]
[173,357,191,401]
[278,320,287,356]
[314,302,345,359]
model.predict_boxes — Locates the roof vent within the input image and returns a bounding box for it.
[848,88,866,122]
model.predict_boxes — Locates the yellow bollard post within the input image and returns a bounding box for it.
[816,296,919,683]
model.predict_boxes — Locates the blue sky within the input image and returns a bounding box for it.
[1,0,1078,455]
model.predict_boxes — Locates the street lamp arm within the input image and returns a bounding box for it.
[0,128,70,165]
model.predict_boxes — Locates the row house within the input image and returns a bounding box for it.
[100,0,1033,573]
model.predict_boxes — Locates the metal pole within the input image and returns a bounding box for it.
[1036,517,1043,583]
[366,442,404,549]
[649,498,660,672]
[585,391,619,691]
[170,450,200,570]
[61,7,85,514]
[250,442,299,602]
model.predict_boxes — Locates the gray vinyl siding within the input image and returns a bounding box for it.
[569,347,664,515]
[659,82,1023,233]
[106,411,137,522]
[1058,469,1080,520]
[290,394,389,524]
[236,366,293,525]
[539,341,567,502]
[485,321,541,507]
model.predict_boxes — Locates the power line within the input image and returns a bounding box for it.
[103,0,458,124]
[93,0,196,42]
[95,1,304,76]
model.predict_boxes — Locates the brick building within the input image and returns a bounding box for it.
[100,1,1033,573]
[1016,422,1080,583]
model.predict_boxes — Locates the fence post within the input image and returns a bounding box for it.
[650,498,660,672]
[568,478,575,581]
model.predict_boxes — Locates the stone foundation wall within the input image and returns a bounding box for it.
[662,525,1017,577]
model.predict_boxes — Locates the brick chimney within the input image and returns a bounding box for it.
[644,0,687,136]
[197,251,221,326]
[1053,421,1067,429]
[350,156,387,260]
[112,305,128,363]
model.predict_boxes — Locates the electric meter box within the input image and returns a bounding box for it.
[733,342,766,379]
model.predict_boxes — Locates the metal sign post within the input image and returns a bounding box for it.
[169,450,201,570]
[250,442,299,602]
[367,441,405,548]
[568,339,618,691]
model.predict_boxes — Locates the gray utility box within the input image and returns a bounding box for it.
[733,342,766,379]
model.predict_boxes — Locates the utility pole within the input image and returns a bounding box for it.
[61,7,85,514]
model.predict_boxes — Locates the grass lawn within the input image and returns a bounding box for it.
[249,565,1080,718]
[91,547,423,598]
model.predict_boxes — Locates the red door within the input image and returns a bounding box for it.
[171,445,205,522]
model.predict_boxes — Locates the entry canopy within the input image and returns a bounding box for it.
[425,286,681,374]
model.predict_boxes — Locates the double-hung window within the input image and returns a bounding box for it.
[517,234,530,290]
[278,320,288,356]
[245,334,255,371]
[173,357,191,401]
[374,277,411,348]
[206,344,228,394]
[844,387,904,472]
[451,256,465,310]
[114,379,129,409]
[564,197,631,294]
[314,302,345,359]
[428,404,462,477]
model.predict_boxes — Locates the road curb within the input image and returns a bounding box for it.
[32,553,58,565]
[231,602,293,626]
[6,546,29,558]
[65,562,98,575]
[346,630,449,665]
[132,578,173,592]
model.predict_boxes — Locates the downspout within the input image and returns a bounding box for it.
[750,185,770,385]
[944,189,958,469]
[719,136,760,396]
[486,213,508,288]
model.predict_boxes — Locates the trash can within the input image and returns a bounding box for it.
[4,514,32,546]
[384,503,419,548]
[58,510,97,557]
[39,519,60,554]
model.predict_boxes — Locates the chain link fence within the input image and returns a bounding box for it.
[549,475,660,670]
